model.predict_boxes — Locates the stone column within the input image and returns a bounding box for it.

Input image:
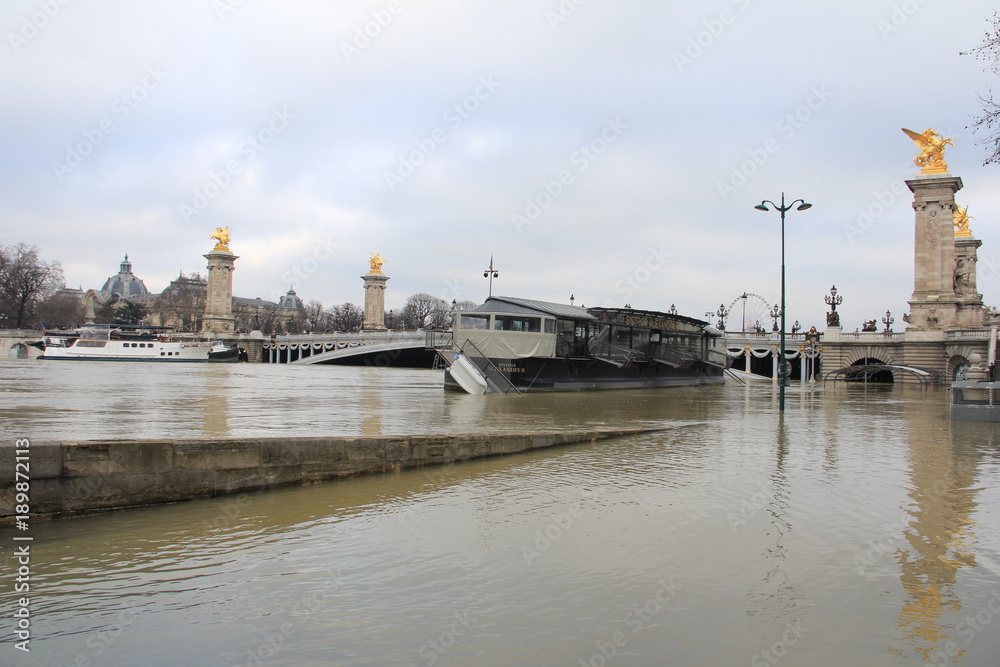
[954,236,984,328]
[362,271,389,330]
[905,175,962,330]
[203,250,238,334]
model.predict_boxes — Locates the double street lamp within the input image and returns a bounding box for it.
[754,193,812,412]
[484,258,499,298]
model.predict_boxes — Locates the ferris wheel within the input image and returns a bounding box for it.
[727,293,775,332]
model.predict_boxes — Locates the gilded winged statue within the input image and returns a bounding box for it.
[368,252,386,273]
[954,204,974,238]
[902,128,954,174]
[211,226,231,250]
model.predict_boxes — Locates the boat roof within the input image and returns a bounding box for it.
[465,296,597,321]
[590,306,709,328]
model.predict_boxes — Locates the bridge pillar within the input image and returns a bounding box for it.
[362,271,389,331]
[905,175,962,331]
[203,249,239,335]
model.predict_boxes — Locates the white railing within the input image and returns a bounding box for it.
[838,332,901,341]
[945,329,991,340]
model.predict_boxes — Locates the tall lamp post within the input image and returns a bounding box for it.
[484,256,499,299]
[754,193,812,412]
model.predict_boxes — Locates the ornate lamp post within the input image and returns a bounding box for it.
[484,258,499,298]
[824,285,843,326]
[754,192,812,412]
[706,303,730,331]
[769,303,780,332]
[882,310,894,333]
[740,292,748,332]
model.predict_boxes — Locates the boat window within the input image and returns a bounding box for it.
[544,319,556,334]
[75,340,107,348]
[458,314,490,330]
[611,325,632,347]
[632,328,650,349]
[493,316,541,332]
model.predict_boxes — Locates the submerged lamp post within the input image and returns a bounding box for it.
[754,193,812,412]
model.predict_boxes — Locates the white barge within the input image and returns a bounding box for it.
[38,325,240,362]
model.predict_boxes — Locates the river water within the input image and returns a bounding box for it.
[1,360,999,666]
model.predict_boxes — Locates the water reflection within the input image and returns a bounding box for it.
[746,416,801,632]
[893,398,981,662]
[200,365,230,437]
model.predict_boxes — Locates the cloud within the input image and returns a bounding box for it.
[2,0,998,331]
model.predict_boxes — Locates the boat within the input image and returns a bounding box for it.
[432,296,728,393]
[36,325,237,362]
[207,340,243,362]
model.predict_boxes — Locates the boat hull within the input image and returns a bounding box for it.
[444,355,723,392]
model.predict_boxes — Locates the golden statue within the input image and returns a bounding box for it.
[902,128,954,175]
[368,252,386,274]
[954,204,974,238]
[210,226,231,251]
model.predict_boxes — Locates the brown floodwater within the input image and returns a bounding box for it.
[1,360,999,666]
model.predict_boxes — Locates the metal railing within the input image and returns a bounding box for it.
[456,338,522,395]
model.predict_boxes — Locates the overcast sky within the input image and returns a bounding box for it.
[3,1,999,330]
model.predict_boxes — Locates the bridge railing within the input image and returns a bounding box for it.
[425,331,454,349]
[946,329,992,340]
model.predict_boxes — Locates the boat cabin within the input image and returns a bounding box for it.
[452,296,722,368]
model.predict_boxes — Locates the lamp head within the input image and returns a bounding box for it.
[754,203,769,211]
[796,202,812,211]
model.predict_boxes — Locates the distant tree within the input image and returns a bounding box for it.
[155,272,206,331]
[113,300,147,325]
[330,302,363,331]
[35,291,86,328]
[95,293,120,323]
[964,12,1000,164]
[304,300,332,332]
[0,243,64,328]
[400,293,448,329]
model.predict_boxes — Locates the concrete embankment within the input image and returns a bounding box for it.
[0,427,686,523]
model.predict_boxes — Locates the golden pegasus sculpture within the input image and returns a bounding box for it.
[211,226,231,251]
[954,204,974,238]
[902,128,954,175]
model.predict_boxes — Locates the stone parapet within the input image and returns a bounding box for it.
[0,427,687,523]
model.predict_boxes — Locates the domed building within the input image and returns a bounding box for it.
[277,287,304,311]
[101,254,150,300]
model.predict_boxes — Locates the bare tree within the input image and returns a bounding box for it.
[0,243,64,328]
[330,302,363,331]
[964,12,1000,164]
[155,272,206,331]
[35,291,86,328]
[304,300,331,332]
[400,293,448,329]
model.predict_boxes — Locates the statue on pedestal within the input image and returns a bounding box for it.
[211,226,232,251]
[954,205,974,237]
[368,252,386,274]
[902,128,954,175]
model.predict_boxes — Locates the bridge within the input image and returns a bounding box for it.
[262,331,434,366]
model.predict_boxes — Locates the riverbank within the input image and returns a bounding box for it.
[0,427,689,522]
